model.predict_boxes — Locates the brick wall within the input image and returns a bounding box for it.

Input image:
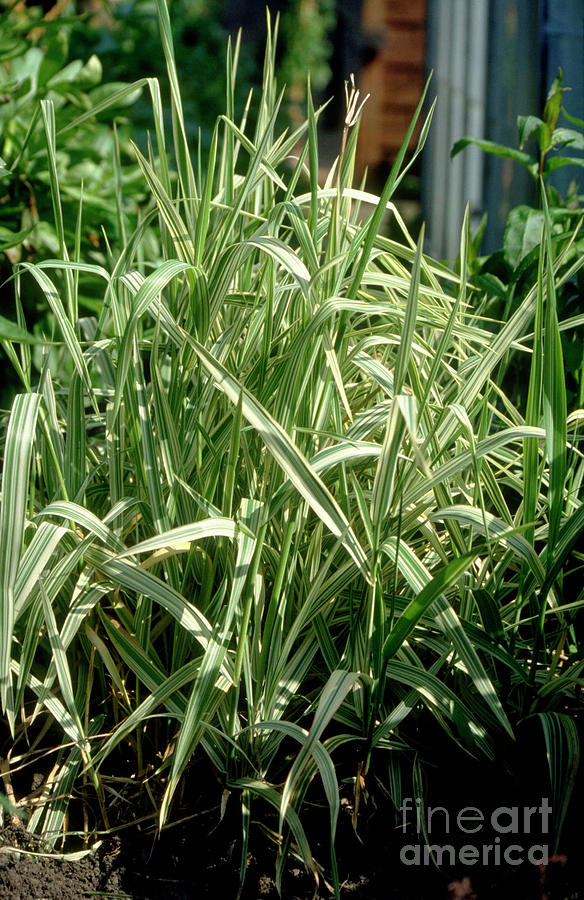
[357,0,427,172]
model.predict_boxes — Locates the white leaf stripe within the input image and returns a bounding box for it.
[0,394,41,719]
[147,296,369,577]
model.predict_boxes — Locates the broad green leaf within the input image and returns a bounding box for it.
[451,136,536,174]
[0,315,41,344]
[518,114,545,149]
[543,69,566,132]
[504,206,544,268]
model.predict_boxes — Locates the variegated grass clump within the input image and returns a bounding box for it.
[1,3,582,896]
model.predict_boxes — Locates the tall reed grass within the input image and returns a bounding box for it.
[1,3,582,895]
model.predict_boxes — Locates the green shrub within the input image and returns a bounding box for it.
[73,0,251,156]
[453,70,584,411]
[0,3,158,407]
[0,4,149,268]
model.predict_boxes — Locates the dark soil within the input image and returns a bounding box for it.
[0,795,580,900]
[1,730,582,900]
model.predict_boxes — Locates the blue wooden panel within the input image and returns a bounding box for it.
[540,0,584,197]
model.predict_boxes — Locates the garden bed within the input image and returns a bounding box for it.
[0,823,578,899]
[1,754,580,900]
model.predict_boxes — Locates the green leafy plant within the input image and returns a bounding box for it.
[1,8,582,896]
[279,0,335,112]
[453,70,584,186]
[73,0,254,156]
[452,70,584,410]
[0,3,148,270]
[0,3,158,407]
